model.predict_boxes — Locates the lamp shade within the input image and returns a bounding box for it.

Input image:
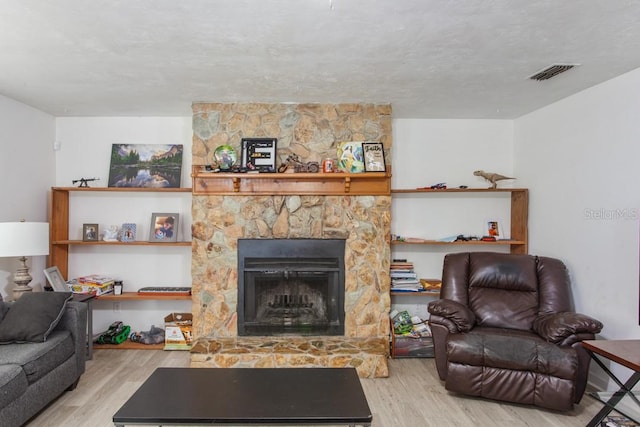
[0,222,50,257]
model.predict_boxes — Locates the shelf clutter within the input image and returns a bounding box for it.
[390,259,442,293]
[67,274,114,296]
[390,309,433,358]
[93,312,192,351]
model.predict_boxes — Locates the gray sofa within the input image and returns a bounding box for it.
[0,293,87,427]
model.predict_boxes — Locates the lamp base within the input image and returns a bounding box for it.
[12,285,33,301]
[12,256,34,301]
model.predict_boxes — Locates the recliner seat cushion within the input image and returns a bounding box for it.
[447,328,578,379]
[445,329,578,411]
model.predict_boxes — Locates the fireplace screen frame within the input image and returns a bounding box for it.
[237,238,346,336]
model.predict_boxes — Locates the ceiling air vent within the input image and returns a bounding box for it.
[528,64,578,81]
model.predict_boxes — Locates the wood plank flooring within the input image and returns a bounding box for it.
[26,350,602,427]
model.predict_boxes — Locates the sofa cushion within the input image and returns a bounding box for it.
[0,364,27,409]
[0,292,72,343]
[0,330,74,384]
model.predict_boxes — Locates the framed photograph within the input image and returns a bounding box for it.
[120,223,137,242]
[82,223,99,241]
[44,266,68,292]
[485,219,504,239]
[337,141,365,173]
[362,142,386,172]
[108,144,183,188]
[149,213,179,243]
[240,138,277,172]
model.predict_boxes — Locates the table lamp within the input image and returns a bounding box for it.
[0,221,50,300]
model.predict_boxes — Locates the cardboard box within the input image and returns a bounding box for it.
[164,313,193,350]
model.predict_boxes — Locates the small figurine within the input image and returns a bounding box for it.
[277,154,320,173]
[72,177,100,188]
[417,183,447,190]
[473,170,515,189]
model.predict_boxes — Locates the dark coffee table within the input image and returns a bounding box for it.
[113,367,372,426]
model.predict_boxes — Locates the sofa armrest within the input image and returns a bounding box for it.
[54,301,88,375]
[427,299,476,333]
[533,312,603,344]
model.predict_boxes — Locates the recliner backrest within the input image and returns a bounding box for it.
[441,252,574,331]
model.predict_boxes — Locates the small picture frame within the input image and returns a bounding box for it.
[149,213,179,243]
[44,266,68,292]
[82,223,99,242]
[120,223,137,242]
[241,138,277,172]
[337,141,365,173]
[485,220,504,239]
[362,142,386,172]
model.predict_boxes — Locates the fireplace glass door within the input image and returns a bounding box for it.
[238,239,345,336]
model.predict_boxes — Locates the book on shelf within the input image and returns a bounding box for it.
[391,281,420,286]
[392,281,420,287]
[67,274,115,295]
[390,271,418,278]
[391,261,415,270]
[77,274,115,285]
[391,260,413,268]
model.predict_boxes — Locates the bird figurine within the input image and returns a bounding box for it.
[473,170,515,189]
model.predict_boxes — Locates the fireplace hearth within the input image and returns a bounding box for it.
[237,239,345,336]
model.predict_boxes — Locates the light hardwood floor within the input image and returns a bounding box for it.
[26,350,603,427]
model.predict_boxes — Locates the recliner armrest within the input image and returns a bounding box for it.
[533,312,603,344]
[428,299,476,332]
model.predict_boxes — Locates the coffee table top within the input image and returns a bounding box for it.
[113,367,372,425]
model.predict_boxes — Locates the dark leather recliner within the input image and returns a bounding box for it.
[427,252,603,411]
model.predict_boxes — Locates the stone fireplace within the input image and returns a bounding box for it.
[189,103,392,378]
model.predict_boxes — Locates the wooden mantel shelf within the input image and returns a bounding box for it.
[191,165,391,195]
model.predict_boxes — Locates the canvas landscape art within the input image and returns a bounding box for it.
[108,144,183,188]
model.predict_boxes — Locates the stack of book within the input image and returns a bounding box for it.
[67,274,115,295]
[390,259,422,292]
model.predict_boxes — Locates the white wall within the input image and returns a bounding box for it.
[391,119,514,319]
[55,117,193,332]
[515,68,640,340]
[515,68,640,386]
[0,95,55,298]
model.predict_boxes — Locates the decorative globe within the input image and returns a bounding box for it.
[213,145,237,170]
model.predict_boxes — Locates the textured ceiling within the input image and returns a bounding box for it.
[2,1,640,119]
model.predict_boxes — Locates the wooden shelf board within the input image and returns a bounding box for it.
[391,291,440,297]
[52,240,191,246]
[96,292,191,301]
[94,341,165,350]
[391,239,526,245]
[391,188,527,193]
[52,187,192,193]
[192,165,391,195]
